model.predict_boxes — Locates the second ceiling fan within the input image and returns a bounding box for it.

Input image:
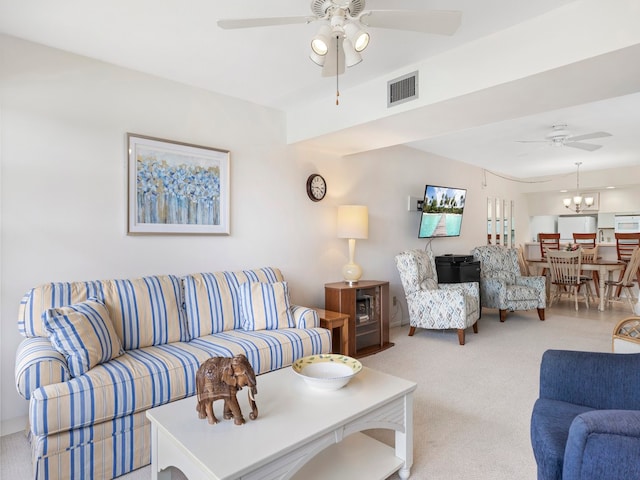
[218,0,462,77]
[516,124,612,152]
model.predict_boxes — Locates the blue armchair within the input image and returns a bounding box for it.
[530,350,640,480]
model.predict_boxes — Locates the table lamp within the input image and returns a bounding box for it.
[337,205,369,285]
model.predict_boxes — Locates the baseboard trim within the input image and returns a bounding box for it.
[1,415,28,437]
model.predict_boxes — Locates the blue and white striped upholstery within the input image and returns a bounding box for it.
[18,281,104,338]
[103,275,189,349]
[183,267,284,337]
[29,328,331,436]
[239,281,295,330]
[29,411,150,480]
[290,305,320,328]
[16,267,331,480]
[15,337,70,400]
[42,298,123,377]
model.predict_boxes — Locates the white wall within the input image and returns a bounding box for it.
[0,35,520,431]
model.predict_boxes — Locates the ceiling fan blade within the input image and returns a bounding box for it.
[568,131,612,142]
[359,10,462,35]
[321,36,345,77]
[515,140,548,144]
[566,142,602,152]
[217,16,316,29]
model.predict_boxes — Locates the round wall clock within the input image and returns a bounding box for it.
[306,174,327,202]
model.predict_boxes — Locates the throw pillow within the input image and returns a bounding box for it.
[42,298,124,378]
[239,281,294,331]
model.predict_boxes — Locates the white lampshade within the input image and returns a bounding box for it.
[584,196,594,207]
[337,205,368,239]
[337,205,368,285]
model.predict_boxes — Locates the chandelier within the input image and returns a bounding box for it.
[563,162,594,213]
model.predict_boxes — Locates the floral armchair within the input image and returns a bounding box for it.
[471,245,546,322]
[395,249,480,345]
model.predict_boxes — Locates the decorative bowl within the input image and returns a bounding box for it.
[292,354,363,391]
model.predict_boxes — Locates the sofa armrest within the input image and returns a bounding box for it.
[539,350,640,410]
[15,337,70,400]
[563,410,640,480]
[290,305,320,328]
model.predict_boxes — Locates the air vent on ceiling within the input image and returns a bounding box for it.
[387,71,418,108]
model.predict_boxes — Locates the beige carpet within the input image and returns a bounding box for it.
[1,307,621,480]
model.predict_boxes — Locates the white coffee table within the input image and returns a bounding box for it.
[146,366,417,480]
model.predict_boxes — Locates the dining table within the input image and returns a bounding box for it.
[527,257,626,311]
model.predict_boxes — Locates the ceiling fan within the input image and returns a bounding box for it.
[217,0,462,77]
[516,124,612,152]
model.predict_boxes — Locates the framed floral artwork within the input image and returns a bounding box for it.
[127,134,230,234]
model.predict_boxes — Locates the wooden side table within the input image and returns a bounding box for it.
[316,308,350,356]
[325,280,393,358]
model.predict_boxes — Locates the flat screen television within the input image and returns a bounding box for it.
[418,185,467,238]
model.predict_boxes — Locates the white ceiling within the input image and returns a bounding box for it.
[1,0,639,180]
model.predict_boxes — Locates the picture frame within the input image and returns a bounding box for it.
[127,133,230,235]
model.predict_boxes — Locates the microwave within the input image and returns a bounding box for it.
[614,215,640,233]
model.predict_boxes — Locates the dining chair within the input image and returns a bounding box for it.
[580,245,600,298]
[546,248,594,311]
[487,233,501,245]
[538,233,560,276]
[606,247,640,312]
[614,233,640,296]
[517,244,531,276]
[573,232,597,248]
[538,233,560,258]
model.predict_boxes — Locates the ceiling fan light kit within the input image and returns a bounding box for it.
[217,1,461,103]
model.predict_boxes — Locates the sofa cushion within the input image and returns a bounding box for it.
[102,275,189,350]
[183,267,284,337]
[18,281,105,338]
[239,281,294,331]
[42,298,124,378]
[29,327,332,436]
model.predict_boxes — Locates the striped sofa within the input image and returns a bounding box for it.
[15,267,331,480]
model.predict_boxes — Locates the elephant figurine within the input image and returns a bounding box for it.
[195,354,258,426]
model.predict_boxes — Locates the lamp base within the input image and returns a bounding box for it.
[342,262,362,285]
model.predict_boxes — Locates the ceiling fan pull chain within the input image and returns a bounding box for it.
[336,34,340,105]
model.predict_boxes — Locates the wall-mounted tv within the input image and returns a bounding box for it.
[418,185,467,238]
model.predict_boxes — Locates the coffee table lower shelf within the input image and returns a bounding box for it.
[294,432,403,480]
